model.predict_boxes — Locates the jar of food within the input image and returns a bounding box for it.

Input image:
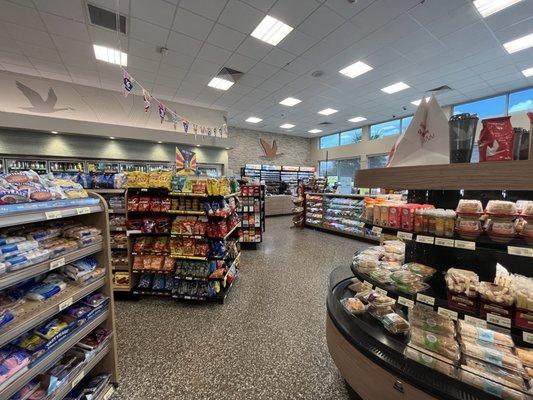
[414,209,424,233]
[435,209,446,237]
[427,210,437,235]
[422,210,430,233]
[444,210,456,238]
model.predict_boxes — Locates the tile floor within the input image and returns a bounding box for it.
[113,216,369,399]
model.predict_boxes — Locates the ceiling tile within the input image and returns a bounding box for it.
[17,41,62,63]
[408,0,465,24]
[157,63,188,80]
[0,0,46,29]
[128,55,160,73]
[298,5,345,39]
[60,51,97,70]
[237,37,272,60]
[261,48,295,68]
[269,0,320,27]
[179,0,227,21]
[129,39,162,61]
[3,23,55,48]
[248,62,279,78]
[196,43,232,64]
[40,12,91,42]
[225,53,257,73]
[207,24,246,52]
[277,29,317,56]
[166,31,203,57]
[129,18,170,46]
[492,18,533,44]
[162,49,194,70]
[189,58,222,76]
[34,0,85,22]
[441,21,499,54]
[324,0,375,19]
[29,58,68,74]
[172,7,214,41]
[152,84,177,99]
[0,50,31,66]
[426,4,480,38]
[240,0,276,12]
[39,71,71,82]
[483,1,533,32]
[235,73,265,88]
[218,0,264,35]
[282,56,313,75]
[88,0,130,14]
[130,0,176,28]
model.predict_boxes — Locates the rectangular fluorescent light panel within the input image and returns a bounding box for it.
[93,44,127,66]
[381,82,410,94]
[308,129,322,133]
[348,116,366,123]
[280,123,295,129]
[251,15,293,46]
[411,97,431,106]
[503,33,533,53]
[279,97,301,106]
[339,61,373,78]
[522,67,533,77]
[473,0,523,17]
[318,108,338,115]
[207,76,234,90]
[246,117,262,123]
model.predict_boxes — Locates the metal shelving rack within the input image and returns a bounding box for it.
[238,184,265,248]
[0,193,118,399]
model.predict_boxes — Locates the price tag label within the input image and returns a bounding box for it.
[371,226,382,235]
[140,188,148,192]
[59,297,73,311]
[507,246,533,257]
[397,296,414,309]
[397,231,413,241]
[45,210,62,220]
[126,230,141,236]
[184,295,191,300]
[455,240,476,250]
[49,257,66,270]
[417,293,435,306]
[71,371,85,388]
[108,209,114,214]
[363,280,373,289]
[464,315,487,328]
[375,287,387,296]
[103,386,115,400]
[416,235,434,244]
[487,313,511,329]
[524,331,533,344]
[435,237,455,247]
[76,207,91,215]
[438,307,458,320]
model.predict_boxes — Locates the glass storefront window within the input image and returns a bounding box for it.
[370,119,401,139]
[453,95,506,119]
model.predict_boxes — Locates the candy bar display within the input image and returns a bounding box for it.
[238,184,264,245]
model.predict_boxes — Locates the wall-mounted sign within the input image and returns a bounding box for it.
[260,138,284,159]
[175,146,197,175]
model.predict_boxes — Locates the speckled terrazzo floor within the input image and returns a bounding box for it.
[113,216,370,400]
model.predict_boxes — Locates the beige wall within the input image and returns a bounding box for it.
[227,127,312,176]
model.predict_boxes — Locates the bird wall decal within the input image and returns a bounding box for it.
[260,138,284,159]
[16,81,75,113]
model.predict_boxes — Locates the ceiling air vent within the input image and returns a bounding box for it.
[318,121,334,126]
[427,85,452,93]
[88,4,127,34]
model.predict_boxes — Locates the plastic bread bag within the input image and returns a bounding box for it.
[25,280,67,301]
[461,356,527,391]
[382,312,410,334]
[404,346,456,377]
[0,189,30,205]
[0,346,30,384]
[458,320,514,347]
[0,308,14,330]
[459,370,527,400]
[460,338,524,372]
[77,234,103,248]
[408,326,460,363]
[41,238,78,257]
[35,318,68,340]
[26,226,62,242]
[340,297,366,315]
[0,239,39,260]
[63,226,102,239]
[82,293,108,308]
[409,305,456,337]
[0,236,25,246]
[4,249,50,272]
[369,269,392,284]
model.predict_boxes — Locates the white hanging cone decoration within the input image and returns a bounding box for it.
[387,95,449,167]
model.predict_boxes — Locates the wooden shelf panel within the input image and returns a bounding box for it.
[356,160,533,190]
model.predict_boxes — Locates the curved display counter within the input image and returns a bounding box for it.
[327,266,531,400]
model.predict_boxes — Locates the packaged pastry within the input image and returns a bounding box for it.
[369,269,392,284]
[445,268,479,297]
[461,356,527,391]
[461,338,524,372]
[515,348,533,368]
[456,199,483,215]
[346,278,366,293]
[395,280,430,295]
[409,305,456,337]
[478,282,514,306]
[404,346,456,377]
[382,313,410,334]
[367,292,396,308]
[458,320,514,347]
[486,200,517,216]
[409,327,460,362]
[404,262,436,279]
[368,305,394,320]
[340,297,366,315]
[460,370,527,400]
[390,270,422,285]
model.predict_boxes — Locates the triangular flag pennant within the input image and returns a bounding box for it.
[158,104,165,123]
[182,120,189,134]
[143,90,150,112]
[218,127,222,136]
[201,126,206,135]
[207,128,212,136]
[123,71,133,97]
[171,113,178,130]
[193,124,198,135]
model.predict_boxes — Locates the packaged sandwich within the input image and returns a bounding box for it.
[409,305,456,337]
[461,338,524,372]
[340,297,366,316]
[458,320,514,347]
[460,370,527,400]
[382,313,410,334]
[409,327,460,362]
[461,356,527,391]
[404,346,456,377]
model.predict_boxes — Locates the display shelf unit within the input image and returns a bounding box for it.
[238,184,265,248]
[0,193,118,399]
[241,164,316,195]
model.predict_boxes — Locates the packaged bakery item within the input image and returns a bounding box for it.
[461,338,524,372]
[346,278,366,293]
[408,327,460,362]
[382,312,410,334]
[367,292,396,309]
[445,268,479,297]
[456,216,483,239]
[486,200,518,217]
[478,116,515,162]
[460,370,527,400]
[390,270,422,285]
[404,262,436,279]
[0,346,30,385]
[404,346,456,377]
[516,348,533,368]
[458,320,513,347]
[4,249,51,271]
[456,199,483,215]
[395,280,431,295]
[478,281,514,318]
[368,305,394,320]
[461,357,527,392]
[409,305,456,337]
[369,269,392,284]
[340,297,366,315]
[0,239,39,260]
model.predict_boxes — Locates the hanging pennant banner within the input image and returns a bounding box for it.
[201,126,206,135]
[171,112,178,130]
[158,104,165,123]
[182,120,189,134]
[123,71,133,97]
[175,146,197,176]
[193,124,198,136]
[142,89,150,112]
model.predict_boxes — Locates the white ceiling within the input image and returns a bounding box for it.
[0,0,532,137]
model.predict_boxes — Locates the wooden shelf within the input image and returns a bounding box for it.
[356,160,533,190]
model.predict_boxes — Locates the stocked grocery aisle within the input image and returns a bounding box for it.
[113,217,366,399]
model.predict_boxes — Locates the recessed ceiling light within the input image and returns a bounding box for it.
[51,131,58,134]
[93,44,127,66]
[157,141,163,144]
[411,97,431,106]
[348,116,367,123]
[381,82,410,94]
[279,97,301,107]
[318,108,338,116]
[503,33,533,54]
[308,129,322,134]
[109,136,115,140]
[251,15,293,46]
[245,116,262,123]
[196,144,201,147]
[225,147,230,150]
[280,123,295,129]
[339,61,373,79]
[522,67,533,77]
[473,0,523,17]
[207,76,234,90]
